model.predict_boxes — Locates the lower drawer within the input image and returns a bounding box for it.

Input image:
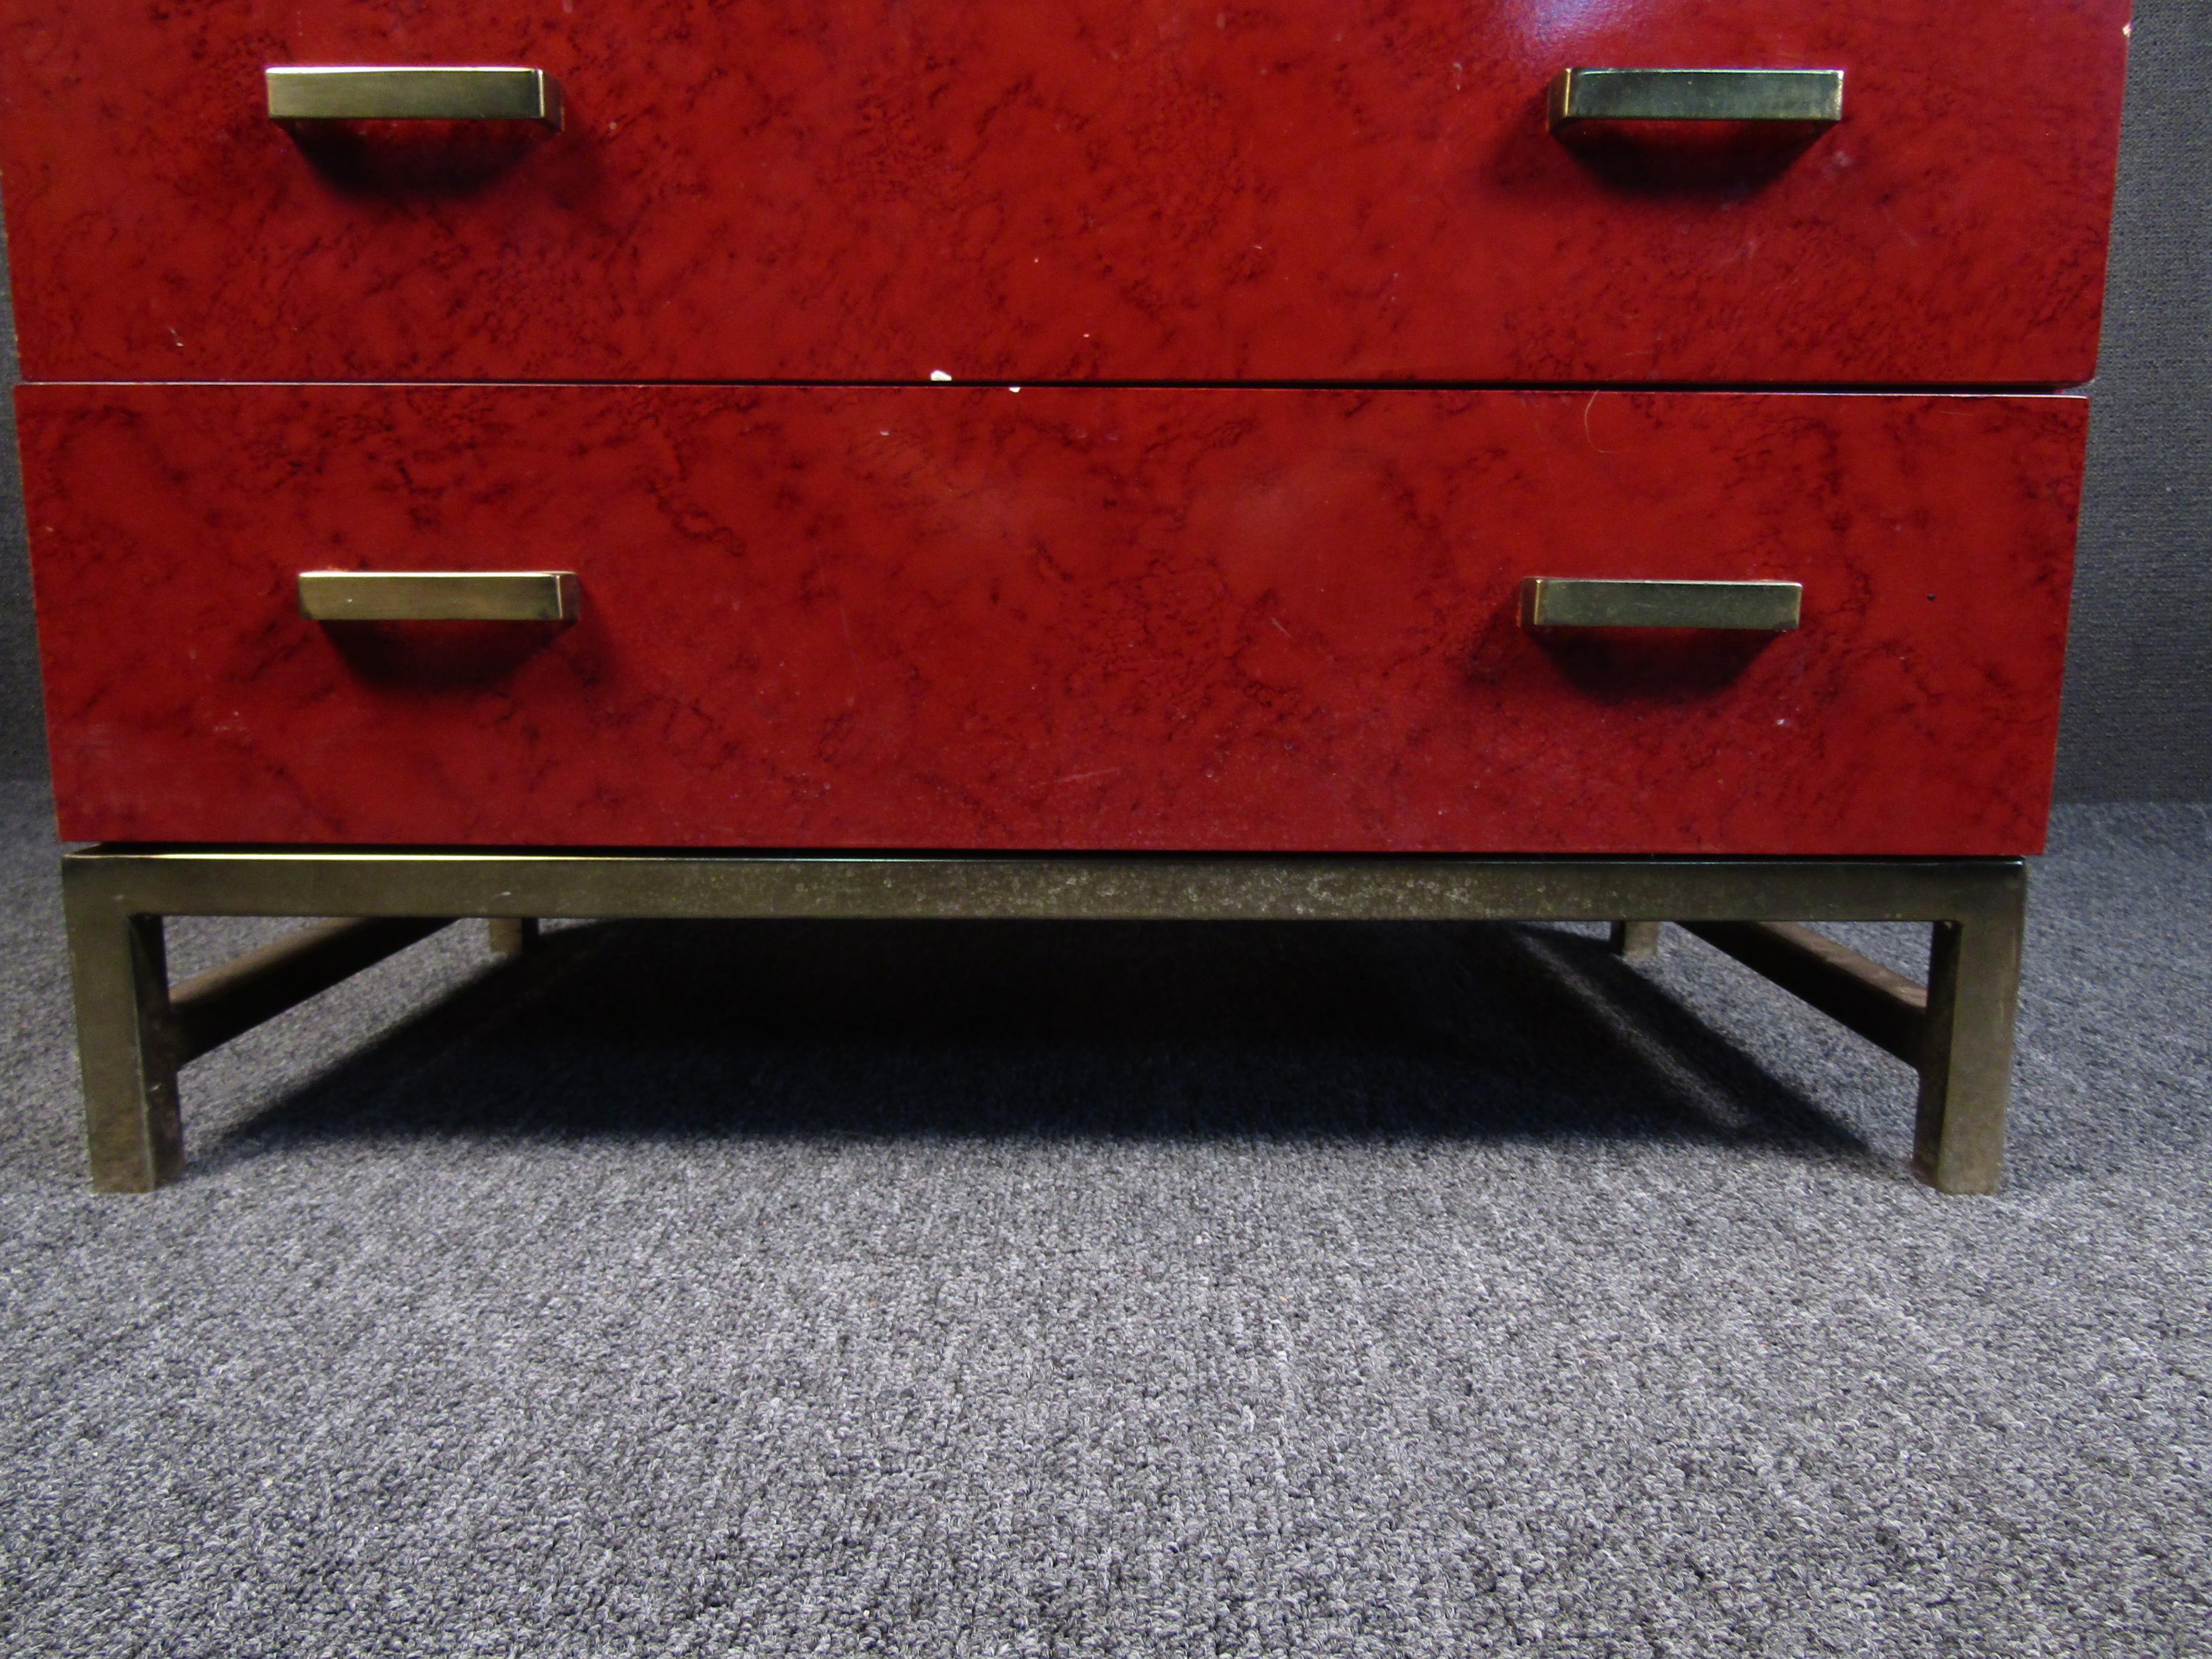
[22,386,2082,854]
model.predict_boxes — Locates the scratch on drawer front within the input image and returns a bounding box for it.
[1583,394,1617,456]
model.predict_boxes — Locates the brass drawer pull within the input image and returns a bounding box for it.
[267,67,565,129]
[299,571,579,624]
[1520,578,1802,632]
[1548,69,1844,129]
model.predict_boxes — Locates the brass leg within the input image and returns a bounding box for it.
[1610,920,1663,959]
[1912,867,2028,1195]
[486,917,540,957]
[56,846,2032,1194]
[60,874,181,1193]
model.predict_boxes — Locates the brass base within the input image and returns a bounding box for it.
[59,848,2027,1195]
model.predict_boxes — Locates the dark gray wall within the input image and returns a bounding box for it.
[0,4,2205,796]
[2059,0,2212,800]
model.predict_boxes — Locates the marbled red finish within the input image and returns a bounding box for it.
[24,386,2082,853]
[0,0,2128,386]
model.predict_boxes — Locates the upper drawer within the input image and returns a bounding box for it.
[0,0,2129,386]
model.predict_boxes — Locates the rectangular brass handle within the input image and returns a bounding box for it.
[300,571,579,623]
[267,67,565,128]
[1549,69,1844,128]
[1520,578,1802,631]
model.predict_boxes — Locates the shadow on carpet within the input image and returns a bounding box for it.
[195,917,1882,1176]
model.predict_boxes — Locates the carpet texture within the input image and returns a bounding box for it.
[0,785,2206,1656]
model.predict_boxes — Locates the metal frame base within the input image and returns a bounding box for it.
[59,847,2028,1195]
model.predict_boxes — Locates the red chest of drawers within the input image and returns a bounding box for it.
[1,0,2133,1191]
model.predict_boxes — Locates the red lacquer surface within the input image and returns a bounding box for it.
[0,0,2128,386]
[24,386,2081,853]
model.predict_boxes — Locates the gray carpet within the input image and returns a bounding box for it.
[0,783,2206,1657]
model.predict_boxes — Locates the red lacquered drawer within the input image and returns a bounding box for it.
[23,386,2081,854]
[0,0,2127,386]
